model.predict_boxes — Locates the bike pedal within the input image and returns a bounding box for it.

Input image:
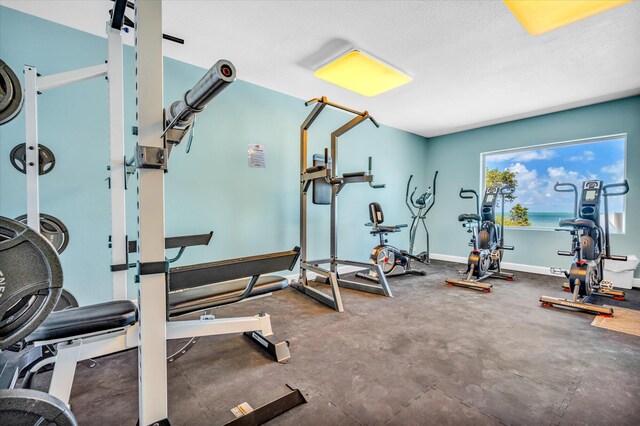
[550,267,566,275]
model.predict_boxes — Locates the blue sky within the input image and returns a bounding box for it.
[485,137,625,213]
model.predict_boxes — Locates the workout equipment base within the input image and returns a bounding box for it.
[540,295,614,316]
[561,282,625,300]
[355,267,426,284]
[445,270,513,292]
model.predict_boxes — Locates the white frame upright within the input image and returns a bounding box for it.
[23,21,128,300]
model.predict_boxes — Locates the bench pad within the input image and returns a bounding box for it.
[27,276,288,342]
[26,300,138,343]
[168,275,288,316]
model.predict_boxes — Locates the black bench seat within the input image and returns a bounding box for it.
[25,248,300,343]
[26,300,138,343]
[26,275,289,343]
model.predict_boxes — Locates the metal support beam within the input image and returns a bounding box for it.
[135,0,169,424]
[107,23,128,301]
[23,66,40,231]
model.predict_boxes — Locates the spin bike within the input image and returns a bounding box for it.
[445,185,515,292]
[540,180,629,316]
[356,171,438,283]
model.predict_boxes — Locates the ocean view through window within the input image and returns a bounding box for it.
[482,135,627,233]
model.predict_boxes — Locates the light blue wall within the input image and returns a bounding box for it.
[0,7,431,304]
[425,96,640,277]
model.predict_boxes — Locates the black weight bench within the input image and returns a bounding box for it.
[6,247,300,404]
[27,275,291,343]
[28,248,299,343]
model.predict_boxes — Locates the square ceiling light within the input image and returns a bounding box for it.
[503,0,631,35]
[313,50,412,97]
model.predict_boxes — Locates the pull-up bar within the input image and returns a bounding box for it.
[304,96,380,127]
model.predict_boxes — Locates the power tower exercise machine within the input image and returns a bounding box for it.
[291,97,391,312]
[445,185,515,292]
[355,171,439,283]
[540,180,629,316]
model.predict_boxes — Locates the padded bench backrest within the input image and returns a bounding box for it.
[168,247,300,292]
[312,154,332,205]
[369,202,384,225]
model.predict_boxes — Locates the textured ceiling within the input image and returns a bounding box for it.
[2,0,639,137]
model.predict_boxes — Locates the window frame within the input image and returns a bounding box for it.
[479,133,628,233]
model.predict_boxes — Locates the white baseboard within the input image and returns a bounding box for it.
[429,253,556,277]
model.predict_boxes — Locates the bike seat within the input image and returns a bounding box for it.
[371,225,405,235]
[458,214,481,222]
[558,218,596,229]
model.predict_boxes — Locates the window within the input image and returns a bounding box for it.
[481,134,626,233]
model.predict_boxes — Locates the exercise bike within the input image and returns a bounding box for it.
[540,180,629,316]
[356,172,438,283]
[445,185,515,292]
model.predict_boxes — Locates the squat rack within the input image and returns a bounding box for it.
[23,1,128,300]
[292,97,392,312]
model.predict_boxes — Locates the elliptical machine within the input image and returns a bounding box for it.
[445,185,515,292]
[540,180,629,316]
[356,172,438,283]
[406,171,439,262]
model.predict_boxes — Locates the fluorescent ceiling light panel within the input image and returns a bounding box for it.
[503,0,632,35]
[313,50,412,97]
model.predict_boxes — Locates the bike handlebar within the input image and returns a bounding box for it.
[500,185,515,195]
[554,182,578,217]
[459,188,478,199]
[554,182,578,193]
[603,180,629,197]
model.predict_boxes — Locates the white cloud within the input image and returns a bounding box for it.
[490,149,556,164]
[507,162,539,190]
[601,160,624,183]
[568,150,595,162]
[547,166,588,183]
[601,160,624,175]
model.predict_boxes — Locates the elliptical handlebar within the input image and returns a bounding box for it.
[554,182,578,217]
[405,175,417,212]
[424,171,438,215]
[405,172,438,213]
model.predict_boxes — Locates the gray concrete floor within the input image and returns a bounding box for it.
[34,260,640,425]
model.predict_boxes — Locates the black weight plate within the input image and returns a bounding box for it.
[9,143,56,175]
[54,289,79,311]
[0,389,78,426]
[0,59,23,126]
[0,216,63,349]
[15,214,69,254]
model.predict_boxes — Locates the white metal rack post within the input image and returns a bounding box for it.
[134,0,169,423]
